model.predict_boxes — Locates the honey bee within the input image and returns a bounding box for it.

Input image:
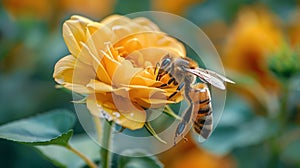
[155,54,234,144]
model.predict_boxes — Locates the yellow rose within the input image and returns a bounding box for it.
[223,7,283,89]
[53,15,185,130]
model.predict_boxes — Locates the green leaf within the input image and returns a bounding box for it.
[35,134,100,168]
[0,109,76,146]
[232,145,271,168]
[281,139,300,164]
[118,150,163,168]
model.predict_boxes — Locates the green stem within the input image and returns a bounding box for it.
[66,144,98,168]
[100,120,113,168]
[279,83,289,128]
[268,139,280,168]
[268,81,290,168]
[94,117,102,142]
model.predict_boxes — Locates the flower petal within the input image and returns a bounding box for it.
[53,55,95,85]
[63,83,91,94]
[126,47,170,68]
[114,32,186,57]
[53,55,76,84]
[101,15,132,27]
[87,94,146,130]
[112,25,133,39]
[88,23,117,56]
[111,60,143,87]
[136,98,176,109]
[63,15,93,56]
[132,17,160,31]
[86,79,113,92]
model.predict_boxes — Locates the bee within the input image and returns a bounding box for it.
[155,54,234,144]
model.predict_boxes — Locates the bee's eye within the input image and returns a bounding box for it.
[161,58,171,68]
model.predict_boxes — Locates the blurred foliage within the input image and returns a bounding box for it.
[268,44,300,80]
[118,150,163,168]
[1,0,300,167]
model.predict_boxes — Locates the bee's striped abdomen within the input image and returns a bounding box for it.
[189,83,213,139]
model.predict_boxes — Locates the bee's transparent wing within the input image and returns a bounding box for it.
[206,69,235,84]
[185,68,234,90]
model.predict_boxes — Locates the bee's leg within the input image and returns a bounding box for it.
[174,121,186,145]
[155,63,162,81]
[168,82,184,99]
[154,63,160,76]
[156,70,167,81]
[159,76,176,88]
[155,62,170,81]
[167,77,176,85]
[159,83,168,88]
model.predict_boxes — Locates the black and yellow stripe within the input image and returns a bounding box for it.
[188,83,213,139]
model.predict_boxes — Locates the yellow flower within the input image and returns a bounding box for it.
[3,0,52,19]
[159,135,236,168]
[59,0,115,19]
[223,7,283,89]
[288,9,300,46]
[169,148,235,168]
[53,15,185,130]
[3,0,114,20]
[152,0,201,15]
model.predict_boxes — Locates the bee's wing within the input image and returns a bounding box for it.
[185,68,233,90]
[206,69,235,84]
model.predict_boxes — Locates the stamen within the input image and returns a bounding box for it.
[104,41,114,58]
[99,50,112,60]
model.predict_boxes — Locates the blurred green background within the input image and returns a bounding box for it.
[1,0,300,167]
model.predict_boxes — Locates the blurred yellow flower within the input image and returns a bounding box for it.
[59,0,115,19]
[53,15,185,130]
[223,7,283,89]
[3,0,115,20]
[170,148,235,168]
[289,9,300,46]
[152,0,201,15]
[159,135,236,168]
[202,21,229,52]
[3,0,52,19]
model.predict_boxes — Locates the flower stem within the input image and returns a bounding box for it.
[268,138,280,168]
[66,144,98,168]
[94,117,102,142]
[278,83,289,128]
[100,120,113,168]
[268,81,290,168]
